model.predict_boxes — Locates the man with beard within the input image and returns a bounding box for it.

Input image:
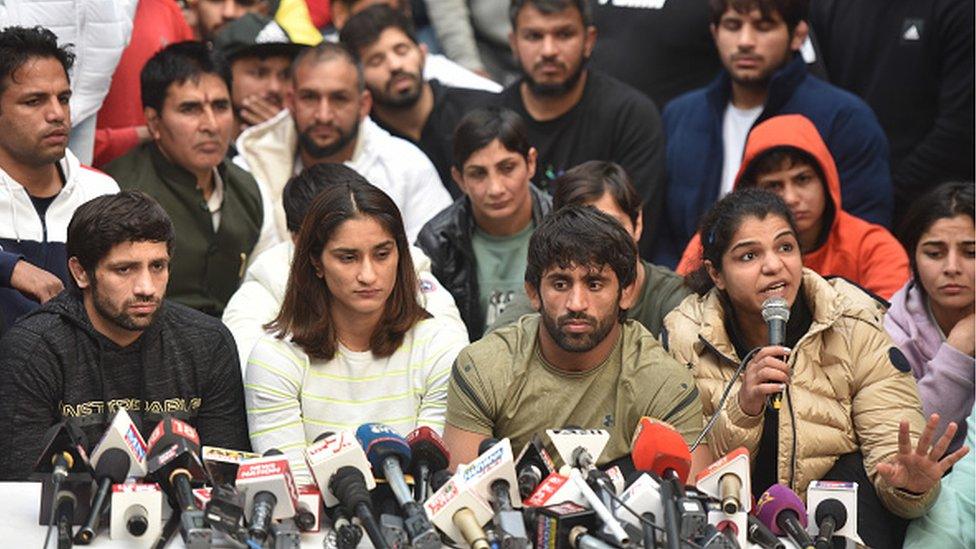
[214,13,306,153]
[235,41,451,241]
[497,0,666,258]
[340,5,496,197]
[106,42,280,317]
[0,27,119,336]
[443,205,706,472]
[0,191,250,480]
[655,0,892,269]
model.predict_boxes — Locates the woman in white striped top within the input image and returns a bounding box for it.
[244,169,468,483]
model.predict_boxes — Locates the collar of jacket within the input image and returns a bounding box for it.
[705,53,807,120]
[147,142,228,192]
[448,183,552,250]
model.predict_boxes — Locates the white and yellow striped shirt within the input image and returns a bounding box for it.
[244,317,468,483]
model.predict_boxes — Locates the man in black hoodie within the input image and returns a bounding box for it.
[0,191,250,480]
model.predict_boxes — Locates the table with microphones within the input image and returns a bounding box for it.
[10,406,863,548]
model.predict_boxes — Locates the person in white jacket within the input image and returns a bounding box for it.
[223,163,465,368]
[234,41,452,242]
[0,27,119,335]
[0,0,136,164]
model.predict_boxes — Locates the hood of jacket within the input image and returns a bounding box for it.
[734,114,842,236]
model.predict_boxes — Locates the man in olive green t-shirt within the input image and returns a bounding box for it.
[444,206,706,471]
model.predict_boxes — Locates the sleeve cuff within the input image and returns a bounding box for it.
[725,391,765,429]
[0,251,24,287]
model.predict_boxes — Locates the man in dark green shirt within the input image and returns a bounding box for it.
[106,42,279,316]
[444,205,705,472]
[492,161,691,337]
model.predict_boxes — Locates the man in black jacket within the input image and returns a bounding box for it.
[0,191,250,480]
[416,107,551,340]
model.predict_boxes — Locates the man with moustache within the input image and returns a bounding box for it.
[106,42,280,317]
[340,5,495,197]
[235,41,451,240]
[0,27,119,336]
[214,13,306,151]
[655,0,892,268]
[497,0,666,257]
[0,191,250,480]
[443,205,705,472]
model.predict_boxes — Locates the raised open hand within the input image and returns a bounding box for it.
[876,414,970,494]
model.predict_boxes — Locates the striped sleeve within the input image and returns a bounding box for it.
[416,322,468,434]
[244,336,312,483]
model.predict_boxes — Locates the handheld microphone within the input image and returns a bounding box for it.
[55,489,77,549]
[806,480,860,545]
[236,449,300,543]
[534,501,597,549]
[746,515,785,549]
[631,417,704,548]
[431,468,453,492]
[515,436,556,499]
[33,421,91,483]
[695,448,751,515]
[568,525,616,549]
[109,483,162,541]
[755,484,814,549]
[761,297,790,409]
[74,448,130,544]
[203,483,245,537]
[812,499,847,549]
[546,429,610,472]
[476,440,529,547]
[355,423,440,549]
[329,465,389,549]
[145,416,211,548]
[89,408,148,479]
[305,431,376,508]
[406,426,450,502]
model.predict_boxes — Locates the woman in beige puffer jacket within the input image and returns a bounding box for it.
[664,189,967,546]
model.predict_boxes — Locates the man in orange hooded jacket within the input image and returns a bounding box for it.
[677,114,908,300]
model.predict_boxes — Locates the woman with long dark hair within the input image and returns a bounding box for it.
[885,182,974,453]
[664,188,968,547]
[244,175,468,482]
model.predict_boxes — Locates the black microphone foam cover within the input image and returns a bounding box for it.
[430,469,453,492]
[330,466,373,516]
[815,499,847,529]
[95,448,131,483]
[313,431,336,443]
[478,438,500,456]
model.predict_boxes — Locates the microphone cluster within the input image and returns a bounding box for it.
[31,410,863,549]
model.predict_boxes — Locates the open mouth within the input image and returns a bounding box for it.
[760,281,788,296]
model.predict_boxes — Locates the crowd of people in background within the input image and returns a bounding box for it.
[0,0,972,546]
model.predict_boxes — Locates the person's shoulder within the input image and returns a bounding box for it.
[410,317,469,348]
[158,300,235,342]
[102,142,150,180]
[620,320,693,379]
[662,85,711,117]
[588,71,658,110]
[645,262,686,289]
[461,314,540,367]
[0,295,83,358]
[417,198,466,244]
[795,74,877,117]
[804,269,887,327]
[365,119,436,170]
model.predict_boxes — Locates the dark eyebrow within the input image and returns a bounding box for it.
[372,240,395,250]
[728,239,759,253]
[177,100,202,109]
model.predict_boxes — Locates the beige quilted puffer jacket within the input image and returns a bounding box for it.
[664,269,938,519]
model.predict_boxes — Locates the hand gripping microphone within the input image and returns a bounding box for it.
[74,448,130,544]
[145,415,211,548]
[755,484,814,549]
[761,297,790,409]
[406,426,450,502]
[235,449,300,543]
[355,423,440,549]
[515,436,556,499]
[812,499,847,549]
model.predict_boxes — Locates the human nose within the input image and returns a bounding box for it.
[541,34,558,57]
[357,257,377,285]
[761,248,785,274]
[133,267,156,297]
[222,0,243,19]
[737,25,757,50]
[781,184,800,207]
[566,284,589,312]
[200,105,218,134]
[46,96,67,125]
[944,248,964,275]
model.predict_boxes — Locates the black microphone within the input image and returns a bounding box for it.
[813,499,848,549]
[761,297,790,409]
[515,436,555,499]
[431,469,453,492]
[55,490,77,549]
[746,515,785,549]
[329,465,389,549]
[75,448,130,544]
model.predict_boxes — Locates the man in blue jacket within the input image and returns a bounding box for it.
[654,0,892,268]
